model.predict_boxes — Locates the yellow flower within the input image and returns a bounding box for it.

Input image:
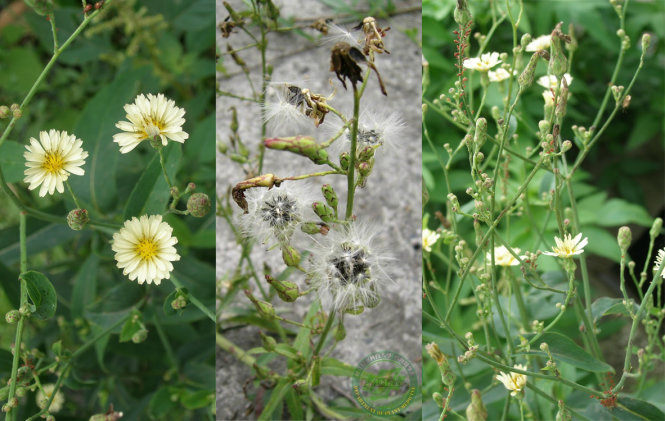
[113,93,188,153]
[463,52,501,72]
[422,228,440,252]
[23,130,88,197]
[112,215,180,285]
[486,246,525,266]
[496,364,528,396]
[525,35,551,52]
[543,233,588,258]
[488,68,516,82]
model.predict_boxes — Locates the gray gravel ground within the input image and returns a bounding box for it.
[217,1,422,419]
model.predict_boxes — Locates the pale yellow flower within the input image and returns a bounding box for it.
[653,248,665,279]
[36,383,65,413]
[422,228,441,253]
[463,52,501,72]
[537,73,573,90]
[23,130,88,197]
[488,68,515,82]
[112,215,180,285]
[113,93,188,153]
[543,233,588,258]
[486,246,525,266]
[496,364,528,396]
[525,35,551,52]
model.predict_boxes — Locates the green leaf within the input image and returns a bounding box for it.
[284,389,304,421]
[180,389,213,410]
[584,226,621,263]
[594,199,652,227]
[590,297,638,323]
[163,287,187,316]
[0,222,78,265]
[70,254,99,319]
[613,395,665,421]
[20,270,57,320]
[321,357,356,377]
[0,47,42,95]
[148,387,180,418]
[258,379,290,421]
[0,141,26,183]
[119,310,142,343]
[522,332,614,373]
[122,143,181,219]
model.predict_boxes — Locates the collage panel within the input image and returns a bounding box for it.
[0,1,216,420]
[217,0,422,419]
[423,0,663,420]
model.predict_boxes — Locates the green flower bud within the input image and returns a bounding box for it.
[292,379,308,394]
[518,52,540,90]
[266,274,299,302]
[0,106,9,119]
[650,218,662,239]
[617,226,632,252]
[357,161,371,177]
[339,152,350,171]
[549,24,568,78]
[5,310,19,324]
[453,0,472,26]
[357,145,375,162]
[244,289,275,320]
[171,295,188,310]
[520,33,532,49]
[321,184,338,210]
[187,193,211,217]
[466,389,488,421]
[300,222,328,235]
[131,329,148,343]
[561,140,572,153]
[312,201,334,223]
[474,118,487,149]
[264,136,329,165]
[334,321,346,340]
[641,33,651,52]
[432,392,444,408]
[259,331,277,351]
[67,208,89,231]
[229,106,239,133]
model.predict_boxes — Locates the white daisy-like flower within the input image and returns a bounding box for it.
[36,383,65,413]
[463,52,501,72]
[653,248,665,279]
[537,73,573,90]
[308,222,390,314]
[488,68,516,82]
[113,93,188,153]
[239,183,315,245]
[24,129,88,197]
[486,246,526,266]
[496,364,528,396]
[422,228,440,253]
[543,232,588,258]
[263,83,312,136]
[525,35,551,52]
[112,215,180,285]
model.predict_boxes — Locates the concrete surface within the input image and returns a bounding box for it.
[217,1,422,419]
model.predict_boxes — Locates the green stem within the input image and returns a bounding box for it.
[65,180,83,209]
[169,274,215,322]
[158,147,174,188]
[345,85,360,220]
[313,311,335,357]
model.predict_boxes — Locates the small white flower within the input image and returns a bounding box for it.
[112,215,180,285]
[543,232,588,258]
[239,183,315,245]
[463,52,501,72]
[525,35,551,52]
[537,73,573,90]
[36,383,65,413]
[653,248,665,279]
[486,246,525,266]
[308,222,389,314]
[488,68,515,82]
[113,93,188,153]
[422,228,440,253]
[263,83,312,135]
[24,129,88,197]
[496,364,528,396]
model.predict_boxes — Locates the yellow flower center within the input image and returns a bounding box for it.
[144,118,163,139]
[136,238,158,261]
[42,152,65,174]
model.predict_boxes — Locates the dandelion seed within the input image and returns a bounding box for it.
[112,215,180,285]
[543,232,588,258]
[328,108,405,156]
[308,222,389,314]
[496,364,528,396]
[263,83,312,135]
[23,129,88,197]
[653,248,665,279]
[463,52,501,72]
[525,35,551,52]
[422,228,440,253]
[113,93,188,153]
[486,246,526,266]
[36,384,65,413]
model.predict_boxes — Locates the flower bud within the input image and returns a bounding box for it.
[649,218,662,239]
[357,145,375,162]
[321,184,338,210]
[539,342,549,352]
[426,342,445,365]
[641,33,651,52]
[520,33,532,49]
[131,329,148,343]
[339,152,350,171]
[244,289,275,320]
[549,24,568,78]
[266,274,299,302]
[171,295,188,310]
[0,106,9,119]
[453,0,472,26]
[187,193,211,217]
[614,227,631,255]
[474,118,487,149]
[518,52,540,90]
[292,379,308,394]
[232,173,277,212]
[5,310,19,324]
[67,208,89,231]
[561,140,572,153]
[466,389,488,421]
[357,161,371,177]
[432,392,444,408]
[281,245,301,267]
[556,400,572,421]
[259,331,277,351]
[265,136,329,165]
[312,201,334,223]
[300,222,328,235]
[334,321,346,340]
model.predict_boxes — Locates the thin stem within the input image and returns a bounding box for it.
[65,180,83,209]
[345,85,360,220]
[158,147,174,189]
[313,311,335,357]
[169,275,215,322]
